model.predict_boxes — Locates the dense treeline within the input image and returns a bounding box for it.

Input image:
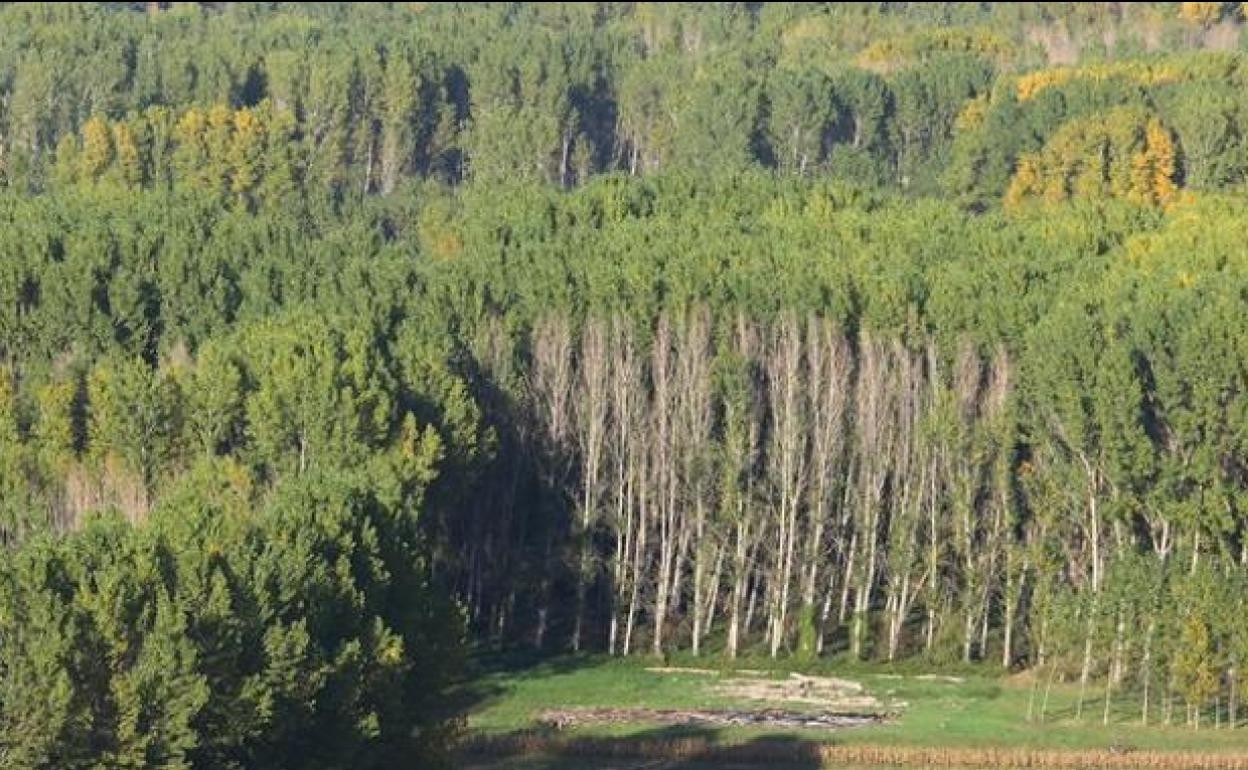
[0,472,462,769]
[3,3,1248,202]
[3,3,1248,763]
[7,174,1248,730]
[439,186,1248,731]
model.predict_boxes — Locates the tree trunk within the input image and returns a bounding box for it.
[701,543,724,653]
[840,532,858,625]
[727,520,749,659]
[1103,661,1114,725]
[1230,667,1238,727]
[691,508,707,657]
[1076,618,1094,720]
[963,607,977,663]
[888,573,913,662]
[608,524,625,656]
[853,514,878,660]
[745,572,761,641]
[1141,618,1155,725]
[560,132,571,188]
[817,565,837,656]
[1041,659,1058,723]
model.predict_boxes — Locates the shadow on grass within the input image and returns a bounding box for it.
[444,645,616,728]
[459,723,824,770]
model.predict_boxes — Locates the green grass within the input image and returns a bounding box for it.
[458,652,1248,753]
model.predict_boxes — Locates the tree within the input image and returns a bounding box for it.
[570,318,609,651]
[766,68,838,175]
[87,354,181,514]
[0,467,463,770]
[182,341,243,457]
[1173,614,1219,728]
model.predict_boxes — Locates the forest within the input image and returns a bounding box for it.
[2,2,1248,767]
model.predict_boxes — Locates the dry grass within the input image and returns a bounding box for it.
[463,733,1248,769]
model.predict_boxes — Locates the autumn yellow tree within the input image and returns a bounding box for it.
[1130,118,1178,206]
[112,121,143,188]
[79,115,114,181]
[228,106,264,202]
[1179,2,1229,27]
[1003,109,1180,209]
[1173,615,1220,729]
[1003,153,1040,208]
[172,107,210,187]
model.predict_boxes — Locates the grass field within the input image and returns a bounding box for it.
[454,652,1248,768]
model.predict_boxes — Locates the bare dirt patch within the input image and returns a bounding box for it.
[542,669,902,732]
[538,706,888,731]
[715,672,887,712]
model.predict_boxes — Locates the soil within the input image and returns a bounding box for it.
[713,672,885,711]
[537,706,889,731]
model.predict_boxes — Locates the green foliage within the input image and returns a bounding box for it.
[87,353,182,493]
[1173,615,1219,718]
[0,4,1243,202]
[794,606,818,663]
[0,470,461,770]
[5,4,1248,760]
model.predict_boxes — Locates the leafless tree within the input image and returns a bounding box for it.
[530,315,574,649]
[765,313,809,657]
[571,318,610,651]
[802,319,850,654]
[675,308,715,655]
[849,333,896,659]
[724,316,764,659]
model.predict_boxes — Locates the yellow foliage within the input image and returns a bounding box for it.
[233,106,260,137]
[1003,108,1180,209]
[778,15,834,69]
[35,380,78,469]
[112,122,142,187]
[207,103,233,132]
[1041,164,1069,205]
[1003,153,1040,210]
[229,107,264,196]
[79,115,113,179]
[1165,189,1199,213]
[428,228,462,260]
[168,102,291,198]
[1179,1,1225,26]
[857,27,1010,73]
[1130,118,1178,206]
[418,199,464,261]
[954,94,989,133]
[173,107,206,147]
[1015,61,1183,102]
[0,367,15,446]
[1122,233,1156,265]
